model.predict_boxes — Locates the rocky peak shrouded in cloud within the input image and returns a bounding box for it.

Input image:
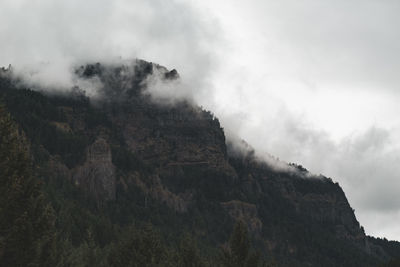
[2,59,184,103]
[74,60,181,102]
[0,0,219,106]
[2,0,400,241]
[3,58,400,265]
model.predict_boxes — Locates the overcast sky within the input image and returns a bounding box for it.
[1,0,400,240]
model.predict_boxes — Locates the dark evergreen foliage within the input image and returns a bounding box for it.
[0,104,57,267]
[0,67,399,267]
[220,221,266,267]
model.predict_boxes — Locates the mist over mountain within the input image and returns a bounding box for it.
[0,60,399,266]
[3,0,400,243]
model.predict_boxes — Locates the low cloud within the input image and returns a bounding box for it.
[2,0,400,241]
[143,67,194,105]
[0,0,220,103]
[228,105,400,239]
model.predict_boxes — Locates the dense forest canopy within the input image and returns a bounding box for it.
[0,63,399,266]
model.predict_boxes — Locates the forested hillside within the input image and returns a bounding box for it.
[0,61,399,266]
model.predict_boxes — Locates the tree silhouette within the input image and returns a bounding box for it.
[0,104,57,267]
[177,233,205,267]
[220,220,266,267]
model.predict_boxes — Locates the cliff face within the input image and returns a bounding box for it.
[74,137,116,201]
[0,61,398,266]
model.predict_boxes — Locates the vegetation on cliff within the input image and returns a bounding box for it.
[0,62,399,266]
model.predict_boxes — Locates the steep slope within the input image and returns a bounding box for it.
[0,61,399,266]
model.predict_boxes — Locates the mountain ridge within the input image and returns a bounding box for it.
[0,60,399,266]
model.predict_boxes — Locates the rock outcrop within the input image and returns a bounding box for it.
[74,137,116,201]
[2,60,399,266]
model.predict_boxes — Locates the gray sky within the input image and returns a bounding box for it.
[1,0,400,240]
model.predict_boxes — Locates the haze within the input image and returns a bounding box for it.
[1,0,399,240]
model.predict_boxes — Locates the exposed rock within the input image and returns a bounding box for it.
[50,121,72,133]
[3,60,399,266]
[128,172,192,213]
[149,175,192,213]
[74,137,116,201]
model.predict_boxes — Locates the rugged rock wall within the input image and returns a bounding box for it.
[1,61,397,266]
[74,137,116,201]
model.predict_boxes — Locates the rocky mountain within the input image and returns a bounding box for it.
[0,60,399,266]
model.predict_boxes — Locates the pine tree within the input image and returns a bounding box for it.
[108,224,169,267]
[0,104,57,267]
[220,220,265,267]
[177,233,205,267]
